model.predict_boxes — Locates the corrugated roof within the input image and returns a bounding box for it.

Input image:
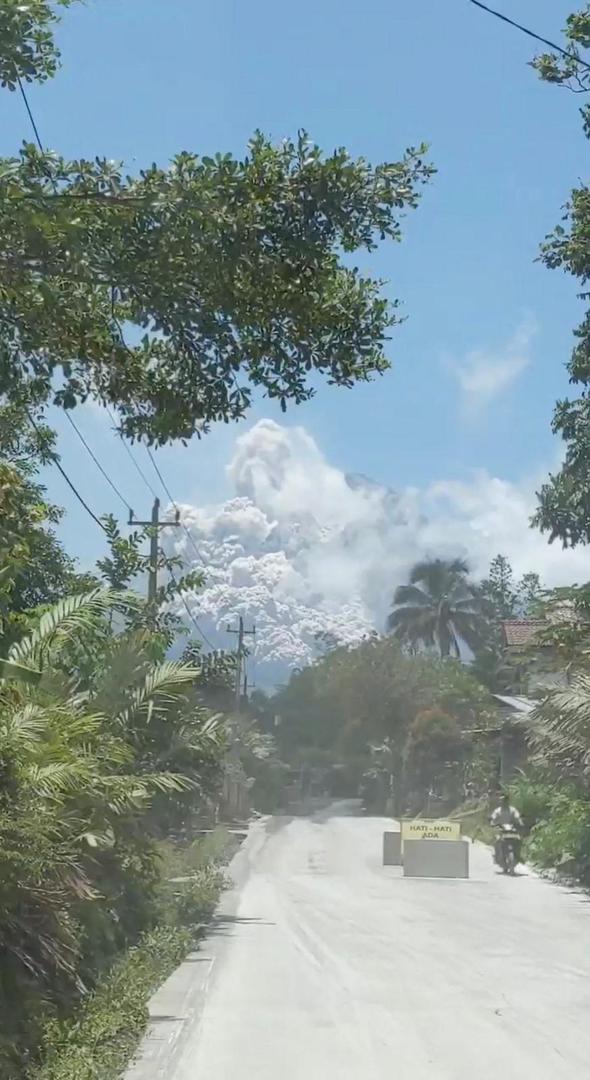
[502,620,545,646]
[493,694,535,714]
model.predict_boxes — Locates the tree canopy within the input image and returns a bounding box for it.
[0,404,95,648]
[274,633,498,810]
[0,4,434,443]
[530,6,590,545]
[1,137,433,442]
[0,0,77,89]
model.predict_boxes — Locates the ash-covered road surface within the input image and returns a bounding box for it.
[166,802,590,1079]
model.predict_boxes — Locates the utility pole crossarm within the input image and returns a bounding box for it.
[226,615,256,712]
[130,497,181,602]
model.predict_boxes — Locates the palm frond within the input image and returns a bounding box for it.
[388,606,436,635]
[97,771,196,814]
[0,658,41,685]
[391,584,430,608]
[0,703,49,746]
[26,762,92,798]
[528,675,590,777]
[451,612,484,651]
[114,661,198,728]
[8,590,114,665]
[409,557,469,589]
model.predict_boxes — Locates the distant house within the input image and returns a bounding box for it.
[501,619,568,695]
[492,693,534,783]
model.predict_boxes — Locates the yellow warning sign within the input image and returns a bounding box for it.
[401,819,461,843]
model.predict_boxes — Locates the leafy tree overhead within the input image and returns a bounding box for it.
[387,558,483,658]
[0,3,434,443]
[0,404,95,648]
[529,7,590,545]
[0,0,78,89]
[1,137,433,443]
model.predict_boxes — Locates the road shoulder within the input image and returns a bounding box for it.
[123,818,270,1080]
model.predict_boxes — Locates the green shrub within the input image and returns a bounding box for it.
[30,835,231,1080]
[526,792,590,876]
[155,828,232,880]
[508,776,555,831]
[30,925,191,1080]
[164,865,227,930]
[155,831,231,929]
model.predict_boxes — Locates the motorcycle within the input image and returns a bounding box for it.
[495,823,522,875]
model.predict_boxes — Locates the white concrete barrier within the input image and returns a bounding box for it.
[403,838,469,879]
[382,831,402,866]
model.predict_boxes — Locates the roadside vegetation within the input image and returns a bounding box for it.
[0,1,433,1071]
[270,551,590,885]
[3,1,590,1073]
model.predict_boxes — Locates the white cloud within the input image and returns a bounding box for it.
[166,419,590,685]
[445,318,536,414]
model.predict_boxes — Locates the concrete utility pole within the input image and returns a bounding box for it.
[129,498,180,601]
[226,615,256,712]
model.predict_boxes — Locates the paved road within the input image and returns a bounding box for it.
[171,805,590,1079]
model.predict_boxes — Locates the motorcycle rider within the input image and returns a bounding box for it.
[490,794,524,866]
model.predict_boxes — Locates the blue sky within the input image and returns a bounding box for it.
[2,0,587,569]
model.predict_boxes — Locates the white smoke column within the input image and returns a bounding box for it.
[168,420,590,686]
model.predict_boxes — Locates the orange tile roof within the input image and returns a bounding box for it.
[502,620,546,647]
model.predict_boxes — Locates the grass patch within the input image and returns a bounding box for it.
[30,828,238,1080]
[156,826,233,879]
[29,925,191,1080]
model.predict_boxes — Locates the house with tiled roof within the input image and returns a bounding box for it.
[501,618,568,695]
[502,620,546,648]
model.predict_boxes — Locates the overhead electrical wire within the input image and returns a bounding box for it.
[17,75,46,152]
[97,412,215,648]
[145,446,208,566]
[26,411,107,533]
[16,56,234,655]
[466,0,590,72]
[166,560,216,650]
[64,410,133,514]
[104,406,160,501]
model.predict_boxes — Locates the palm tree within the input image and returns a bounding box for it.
[0,588,224,1063]
[387,558,483,659]
[528,674,590,784]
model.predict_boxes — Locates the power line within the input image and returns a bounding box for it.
[143,449,218,650]
[27,411,107,534]
[466,0,590,72]
[145,445,208,565]
[100,412,215,649]
[167,561,216,650]
[64,411,133,514]
[17,76,45,152]
[104,406,160,501]
[3,191,152,204]
[16,56,214,650]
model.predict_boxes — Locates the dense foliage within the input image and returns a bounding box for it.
[471,554,544,693]
[0,4,433,444]
[0,405,95,650]
[0,589,225,1075]
[273,634,499,812]
[0,0,77,89]
[529,6,590,545]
